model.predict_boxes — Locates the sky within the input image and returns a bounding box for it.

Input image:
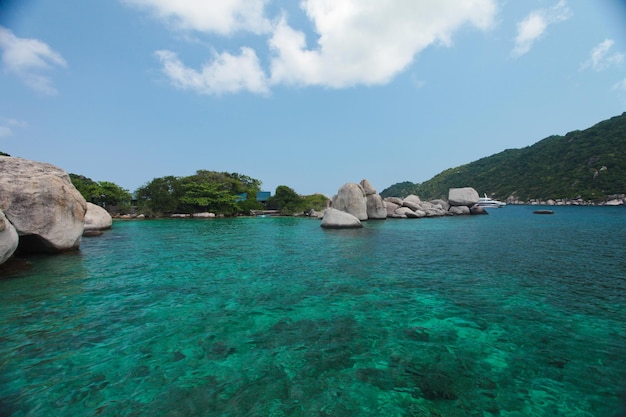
[0,0,625,197]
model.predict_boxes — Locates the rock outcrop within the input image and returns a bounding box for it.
[84,202,113,233]
[359,180,386,220]
[448,187,480,206]
[320,208,362,228]
[0,156,87,253]
[332,183,368,220]
[0,209,19,265]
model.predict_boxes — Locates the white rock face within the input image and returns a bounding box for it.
[84,202,113,232]
[332,183,368,221]
[0,156,87,253]
[0,209,19,265]
[320,208,363,228]
[448,187,480,206]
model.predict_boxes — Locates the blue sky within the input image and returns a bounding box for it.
[1,0,625,197]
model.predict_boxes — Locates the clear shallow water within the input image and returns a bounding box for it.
[1,206,625,417]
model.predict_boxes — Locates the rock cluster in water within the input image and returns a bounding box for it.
[0,156,112,267]
[321,180,486,228]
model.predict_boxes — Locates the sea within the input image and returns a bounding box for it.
[1,205,625,417]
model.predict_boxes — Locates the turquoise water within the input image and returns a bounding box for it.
[1,206,625,416]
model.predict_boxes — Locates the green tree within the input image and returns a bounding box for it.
[135,176,181,215]
[266,185,305,215]
[70,174,131,212]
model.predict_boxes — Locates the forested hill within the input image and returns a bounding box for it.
[381,112,626,202]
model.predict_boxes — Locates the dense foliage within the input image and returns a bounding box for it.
[70,174,132,211]
[265,186,329,215]
[381,112,626,201]
[135,170,264,216]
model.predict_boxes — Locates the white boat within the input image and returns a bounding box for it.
[474,194,506,208]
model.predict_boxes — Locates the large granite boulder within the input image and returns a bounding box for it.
[366,194,387,219]
[359,179,377,195]
[320,208,363,229]
[332,183,368,220]
[84,202,113,233]
[0,156,87,253]
[448,187,479,206]
[0,209,19,265]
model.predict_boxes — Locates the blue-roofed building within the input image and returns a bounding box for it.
[256,191,271,203]
[235,193,248,202]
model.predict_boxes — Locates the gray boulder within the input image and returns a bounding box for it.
[385,201,400,217]
[320,208,363,228]
[332,183,368,220]
[402,200,421,211]
[430,199,450,211]
[359,179,377,195]
[449,206,470,215]
[0,156,87,253]
[0,209,19,265]
[404,194,422,205]
[366,194,387,219]
[394,207,423,218]
[448,187,480,206]
[84,202,113,233]
[385,197,404,206]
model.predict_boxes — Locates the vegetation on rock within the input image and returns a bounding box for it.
[381,112,626,202]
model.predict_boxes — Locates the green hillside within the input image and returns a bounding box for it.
[381,112,626,202]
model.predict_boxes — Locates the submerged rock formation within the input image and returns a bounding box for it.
[0,209,19,264]
[0,156,87,253]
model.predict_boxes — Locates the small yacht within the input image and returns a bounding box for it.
[474,194,506,208]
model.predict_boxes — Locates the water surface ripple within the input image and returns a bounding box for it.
[1,206,625,416]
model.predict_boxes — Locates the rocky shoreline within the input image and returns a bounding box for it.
[505,195,625,206]
[1,156,624,267]
[320,179,489,228]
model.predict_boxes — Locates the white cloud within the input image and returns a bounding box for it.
[512,0,571,58]
[269,0,497,88]
[155,48,269,95]
[580,39,624,71]
[0,26,67,95]
[136,0,499,94]
[122,0,272,35]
